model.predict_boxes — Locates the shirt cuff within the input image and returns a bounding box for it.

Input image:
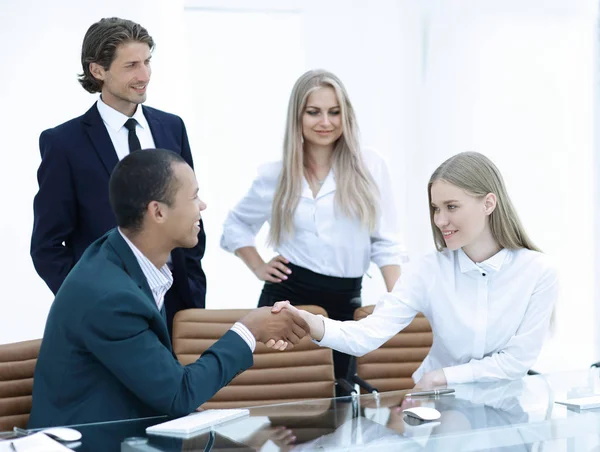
[219,231,256,254]
[371,251,410,268]
[443,363,475,385]
[312,315,341,348]
[230,322,256,352]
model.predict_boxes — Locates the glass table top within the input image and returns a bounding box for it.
[3,369,600,451]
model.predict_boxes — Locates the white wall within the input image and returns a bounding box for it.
[416,0,597,372]
[0,0,597,374]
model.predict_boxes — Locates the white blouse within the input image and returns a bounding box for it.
[220,150,407,278]
[318,247,558,384]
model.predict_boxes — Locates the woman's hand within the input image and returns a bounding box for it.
[271,300,301,315]
[253,255,292,282]
[266,301,326,343]
[264,301,302,350]
[413,369,447,390]
[243,424,296,450]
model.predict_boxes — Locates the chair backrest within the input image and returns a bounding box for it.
[354,305,432,393]
[172,306,335,409]
[0,339,42,430]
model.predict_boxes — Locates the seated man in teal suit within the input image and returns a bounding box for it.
[28,149,309,428]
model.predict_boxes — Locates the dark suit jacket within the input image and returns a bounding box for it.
[30,103,207,327]
[27,229,253,428]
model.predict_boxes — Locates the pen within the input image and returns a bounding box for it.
[405,388,455,397]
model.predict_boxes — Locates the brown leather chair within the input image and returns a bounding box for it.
[351,305,432,393]
[172,306,335,409]
[0,339,42,431]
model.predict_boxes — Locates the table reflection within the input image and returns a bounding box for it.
[2,371,596,451]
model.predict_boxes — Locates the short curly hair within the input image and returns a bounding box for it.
[78,17,154,93]
[109,149,186,232]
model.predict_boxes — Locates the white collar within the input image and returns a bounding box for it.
[457,248,510,275]
[96,96,150,133]
[301,169,336,199]
[117,228,172,296]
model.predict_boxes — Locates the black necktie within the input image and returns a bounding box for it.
[124,118,141,153]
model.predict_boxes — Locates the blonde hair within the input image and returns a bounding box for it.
[428,152,540,252]
[269,69,379,246]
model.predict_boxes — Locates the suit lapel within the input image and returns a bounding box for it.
[106,230,173,348]
[82,103,119,176]
[106,230,156,305]
[143,106,169,149]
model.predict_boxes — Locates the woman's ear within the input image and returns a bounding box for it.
[484,193,497,216]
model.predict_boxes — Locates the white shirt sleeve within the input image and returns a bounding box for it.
[220,165,274,253]
[365,150,408,268]
[230,322,256,352]
[317,259,429,356]
[443,262,559,384]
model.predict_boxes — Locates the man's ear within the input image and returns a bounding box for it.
[484,193,497,216]
[146,201,167,225]
[89,62,106,82]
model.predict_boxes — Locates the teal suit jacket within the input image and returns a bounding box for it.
[28,229,253,428]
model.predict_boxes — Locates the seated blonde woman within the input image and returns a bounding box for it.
[269,152,558,389]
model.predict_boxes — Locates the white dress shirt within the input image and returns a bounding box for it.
[220,149,407,278]
[96,96,156,160]
[118,229,256,352]
[318,247,558,384]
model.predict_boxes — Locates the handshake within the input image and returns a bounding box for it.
[239,301,317,351]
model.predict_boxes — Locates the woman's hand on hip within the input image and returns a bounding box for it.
[254,255,292,283]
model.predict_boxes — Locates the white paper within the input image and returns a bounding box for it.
[0,432,72,451]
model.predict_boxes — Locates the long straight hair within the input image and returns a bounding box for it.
[428,152,540,252]
[268,70,379,246]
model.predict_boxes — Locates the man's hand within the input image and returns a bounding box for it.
[240,306,309,351]
[253,255,291,283]
[413,369,447,390]
[266,301,325,343]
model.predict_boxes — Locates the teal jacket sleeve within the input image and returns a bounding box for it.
[81,291,253,416]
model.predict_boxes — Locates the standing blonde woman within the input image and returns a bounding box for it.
[270,152,558,388]
[220,70,407,382]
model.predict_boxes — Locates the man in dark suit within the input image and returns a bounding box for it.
[28,149,309,428]
[30,17,204,330]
